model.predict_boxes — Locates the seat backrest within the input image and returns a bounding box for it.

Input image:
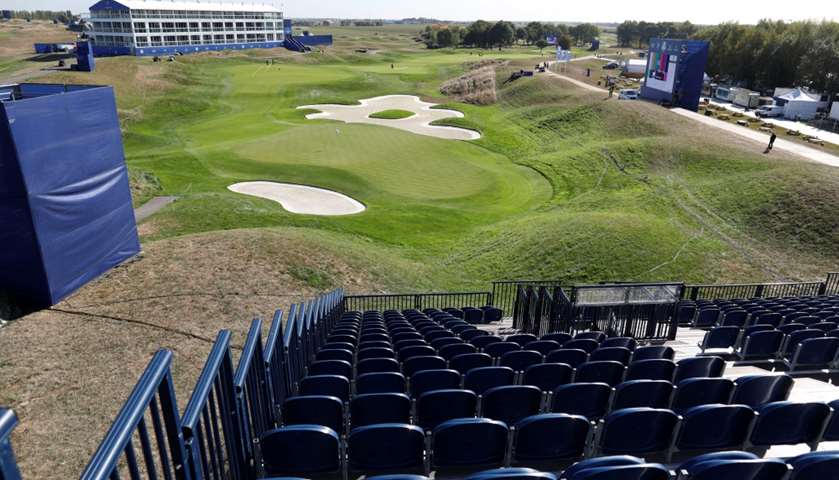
[350,393,412,427]
[611,380,674,410]
[790,337,839,368]
[541,332,573,346]
[575,361,626,387]
[282,395,344,433]
[687,459,789,480]
[825,399,839,441]
[403,355,447,376]
[676,450,758,474]
[755,312,782,327]
[308,359,353,379]
[784,329,825,356]
[560,455,645,480]
[322,341,356,353]
[694,308,720,327]
[357,357,401,375]
[574,332,606,343]
[261,425,341,476]
[431,418,509,469]
[527,340,562,356]
[399,345,436,361]
[672,377,734,414]
[506,334,539,347]
[347,423,425,472]
[631,346,674,361]
[450,353,494,375]
[740,330,784,358]
[701,326,741,350]
[464,366,516,395]
[299,375,350,402]
[431,337,464,351]
[463,308,485,324]
[779,323,807,335]
[394,339,427,351]
[567,464,670,480]
[464,467,557,480]
[417,389,478,430]
[439,342,477,360]
[485,342,523,359]
[589,347,632,365]
[316,348,354,363]
[751,401,832,446]
[355,372,407,395]
[731,374,793,408]
[472,335,504,349]
[481,385,542,425]
[677,404,755,450]
[500,350,544,372]
[546,349,589,368]
[551,382,613,419]
[462,329,492,341]
[675,356,725,382]
[358,347,397,361]
[522,363,574,392]
[600,337,637,351]
[562,339,600,354]
[513,413,590,463]
[787,451,839,480]
[410,369,462,398]
[598,408,679,456]
[721,309,748,327]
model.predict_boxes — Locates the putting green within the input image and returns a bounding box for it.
[369,109,415,119]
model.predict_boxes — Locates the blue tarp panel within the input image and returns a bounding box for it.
[296,35,333,47]
[75,41,96,72]
[0,84,139,307]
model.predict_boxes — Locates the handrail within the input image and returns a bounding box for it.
[233,319,263,389]
[181,330,232,435]
[0,408,22,480]
[263,309,285,365]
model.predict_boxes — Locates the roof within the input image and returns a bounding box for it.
[89,0,282,13]
[778,87,819,102]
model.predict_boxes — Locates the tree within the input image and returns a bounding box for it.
[515,26,527,45]
[558,34,572,50]
[570,23,599,45]
[535,39,548,54]
[436,28,454,48]
[489,21,515,48]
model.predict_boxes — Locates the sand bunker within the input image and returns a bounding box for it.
[298,95,481,141]
[228,182,366,216]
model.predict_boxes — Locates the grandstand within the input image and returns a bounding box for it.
[3,280,839,480]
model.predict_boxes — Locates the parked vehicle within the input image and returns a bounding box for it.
[603,62,619,70]
[619,89,639,100]
[755,105,784,118]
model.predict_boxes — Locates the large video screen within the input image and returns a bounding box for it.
[645,51,677,94]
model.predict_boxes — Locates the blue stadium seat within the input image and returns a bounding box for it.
[328,334,358,345]
[506,334,539,347]
[316,348,354,363]
[361,332,391,343]
[282,395,344,433]
[562,339,600,354]
[824,399,839,441]
[361,340,394,351]
[546,349,589,368]
[350,393,411,427]
[512,414,590,466]
[566,464,670,480]
[541,332,573,346]
[410,369,462,398]
[782,330,825,359]
[358,357,401,375]
[675,404,755,453]
[527,340,562,356]
[786,337,839,370]
[464,366,516,395]
[482,307,504,324]
[787,451,839,480]
[574,332,606,343]
[522,363,574,392]
[750,401,832,449]
[463,329,492,342]
[464,308,485,324]
[427,331,457,342]
[367,476,429,480]
[731,374,793,408]
[444,308,464,319]
[356,372,407,395]
[322,341,356,354]
[393,332,424,343]
[299,375,350,403]
[472,335,505,349]
[575,361,626,387]
[439,343,477,360]
[450,353,494,375]
[611,380,674,410]
[737,330,785,361]
[432,418,509,471]
[347,423,426,474]
[698,326,742,353]
[485,342,524,359]
[754,311,783,328]
[417,389,478,430]
[551,383,613,419]
[671,377,734,414]
[359,347,397,361]
[589,347,632,365]
[466,467,557,480]
[681,458,789,480]
[560,456,645,480]
[674,356,725,382]
[600,337,637,351]
[500,350,544,372]
[481,385,542,425]
[594,408,679,457]
[675,451,758,476]
[693,308,720,328]
[261,425,341,477]
[631,346,674,362]
[720,309,748,328]
[431,337,464,350]
[308,359,353,379]
[812,322,838,333]
[779,323,807,335]
[399,345,437,361]
[403,355,447,376]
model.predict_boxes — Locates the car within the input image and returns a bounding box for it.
[603,62,620,70]
[755,105,784,118]
[619,89,639,100]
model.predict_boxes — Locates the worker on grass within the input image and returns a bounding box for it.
[766,132,777,153]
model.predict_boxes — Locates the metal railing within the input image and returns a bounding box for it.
[80,350,189,480]
[491,280,565,315]
[343,291,492,313]
[0,409,22,480]
[826,273,839,296]
[181,330,242,480]
[233,319,273,478]
[684,281,826,300]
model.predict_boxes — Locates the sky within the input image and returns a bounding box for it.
[4,0,838,24]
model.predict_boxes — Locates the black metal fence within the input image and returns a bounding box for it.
[343,292,492,312]
[684,281,826,300]
[826,273,839,296]
[492,280,565,315]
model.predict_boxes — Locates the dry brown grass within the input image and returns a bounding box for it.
[440,60,505,105]
[0,228,386,479]
[0,20,77,58]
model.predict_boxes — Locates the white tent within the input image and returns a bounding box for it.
[830,101,839,121]
[777,88,820,120]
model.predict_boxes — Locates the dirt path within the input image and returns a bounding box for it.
[671,108,839,168]
[545,62,608,93]
[134,196,178,222]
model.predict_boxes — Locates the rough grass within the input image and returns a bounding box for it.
[368,109,415,119]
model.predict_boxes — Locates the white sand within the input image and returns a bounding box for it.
[228,182,366,216]
[298,94,481,141]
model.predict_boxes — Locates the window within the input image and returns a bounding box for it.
[136,37,149,47]
[150,36,162,46]
[134,22,147,33]
[148,22,161,32]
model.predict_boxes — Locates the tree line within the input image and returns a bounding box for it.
[421,21,599,50]
[5,10,74,22]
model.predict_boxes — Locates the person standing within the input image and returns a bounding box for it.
[767,132,777,152]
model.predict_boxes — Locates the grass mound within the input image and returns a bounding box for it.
[368,109,415,119]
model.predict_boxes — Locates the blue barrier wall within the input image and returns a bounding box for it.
[640,38,709,111]
[94,41,286,57]
[75,41,96,72]
[0,84,140,307]
[296,35,333,47]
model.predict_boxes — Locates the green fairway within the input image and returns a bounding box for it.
[369,109,415,119]
[43,28,839,290]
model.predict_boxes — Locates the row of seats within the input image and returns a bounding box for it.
[682,295,839,329]
[299,451,838,480]
[436,306,504,324]
[261,400,839,478]
[699,325,839,370]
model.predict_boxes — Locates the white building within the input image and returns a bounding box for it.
[89,0,284,56]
